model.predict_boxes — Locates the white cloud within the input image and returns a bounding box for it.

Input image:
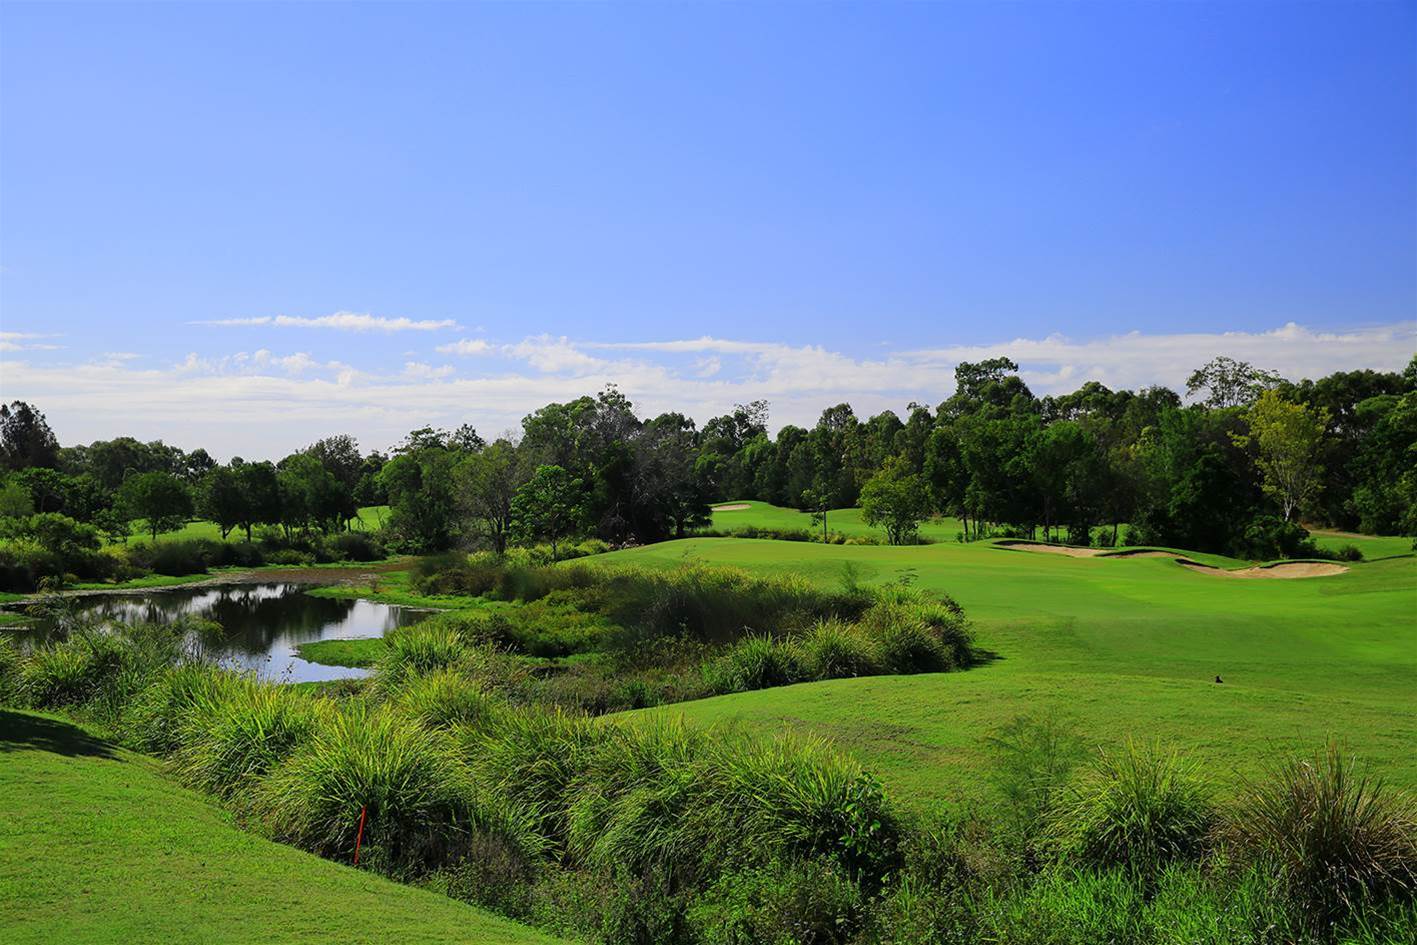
[196,311,459,332]
[403,361,456,380]
[436,338,493,356]
[1,321,1411,460]
[0,331,63,352]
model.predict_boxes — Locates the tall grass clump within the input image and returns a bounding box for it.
[795,618,883,679]
[1230,744,1417,928]
[396,667,504,732]
[173,680,327,803]
[17,622,182,724]
[260,702,518,872]
[857,589,973,673]
[702,634,805,694]
[1048,740,1214,878]
[0,636,19,705]
[372,623,475,695]
[124,662,250,754]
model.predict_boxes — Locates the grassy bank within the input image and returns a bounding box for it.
[602,537,1417,809]
[0,709,560,945]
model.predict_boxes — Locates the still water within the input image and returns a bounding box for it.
[4,583,430,683]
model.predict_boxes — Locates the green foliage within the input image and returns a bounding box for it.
[173,680,327,803]
[1231,744,1417,929]
[860,457,931,545]
[688,859,864,945]
[117,471,193,541]
[511,464,586,560]
[396,667,505,731]
[986,713,1086,848]
[257,703,491,870]
[704,634,806,693]
[795,618,883,679]
[1047,741,1215,877]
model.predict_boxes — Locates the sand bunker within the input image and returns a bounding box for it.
[998,542,1103,558]
[1177,561,1349,579]
[998,541,1349,578]
[711,503,752,512]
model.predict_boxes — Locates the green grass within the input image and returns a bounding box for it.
[112,505,391,546]
[0,708,561,945]
[600,536,1417,812]
[296,637,388,669]
[1308,528,1414,561]
[707,499,966,542]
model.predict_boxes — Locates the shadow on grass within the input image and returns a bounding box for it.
[0,709,121,760]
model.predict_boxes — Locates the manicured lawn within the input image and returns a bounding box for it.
[0,709,560,945]
[1308,527,1414,560]
[606,536,1417,811]
[112,505,390,546]
[706,499,966,542]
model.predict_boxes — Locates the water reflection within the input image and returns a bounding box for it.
[5,583,428,683]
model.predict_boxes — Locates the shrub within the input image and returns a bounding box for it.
[372,624,474,695]
[174,681,326,802]
[264,548,311,567]
[688,859,865,945]
[978,867,1146,943]
[21,632,128,708]
[258,703,498,871]
[323,530,386,562]
[986,713,1086,849]
[703,635,804,694]
[1230,744,1417,928]
[1333,544,1365,562]
[0,636,19,705]
[1048,740,1214,878]
[125,662,249,754]
[1237,515,1318,560]
[396,667,503,732]
[795,619,883,679]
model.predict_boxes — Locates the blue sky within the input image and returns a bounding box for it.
[1,2,1413,458]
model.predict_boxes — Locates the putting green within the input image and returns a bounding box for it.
[608,535,1417,810]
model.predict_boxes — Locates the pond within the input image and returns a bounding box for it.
[3,583,431,683]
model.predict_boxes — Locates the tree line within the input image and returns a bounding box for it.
[1,352,1413,558]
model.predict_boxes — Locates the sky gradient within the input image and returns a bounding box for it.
[2,2,1414,458]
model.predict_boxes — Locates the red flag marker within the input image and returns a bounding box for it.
[353,805,368,866]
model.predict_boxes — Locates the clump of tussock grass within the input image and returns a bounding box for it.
[794,618,883,679]
[1230,743,1417,928]
[702,634,807,694]
[124,662,249,754]
[857,590,972,673]
[173,680,328,803]
[371,623,474,695]
[396,667,504,732]
[17,622,183,722]
[260,702,533,872]
[475,712,900,890]
[0,636,19,705]
[1048,740,1214,878]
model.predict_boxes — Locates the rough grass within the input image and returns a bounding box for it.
[0,708,562,945]
[608,537,1417,811]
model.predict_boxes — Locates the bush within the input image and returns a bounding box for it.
[1333,544,1365,562]
[174,680,326,803]
[1048,740,1214,878]
[125,662,249,754]
[1230,744,1417,928]
[1237,515,1318,560]
[258,703,504,871]
[703,635,805,694]
[323,530,386,562]
[688,859,865,945]
[986,713,1086,849]
[795,619,883,679]
[396,667,503,732]
[0,636,19,705]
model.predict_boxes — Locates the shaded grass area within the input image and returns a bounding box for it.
[109,505,390,547]
[606,537,1417,810]
[0,708,561,945]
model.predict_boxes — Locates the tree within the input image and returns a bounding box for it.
[198,466,245,539]
[235,461,282,542]
[117,471,193,540]
[0,401,60,471]
[511,464,584,560]
[378,448,460,551]
[304,435,365,493]
[1231,390,1329,522]
[860,457,931,545]
[0,476,34,518]
[800,486,831,543]
[1186,357,1282,409]
[455,440,525,554]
